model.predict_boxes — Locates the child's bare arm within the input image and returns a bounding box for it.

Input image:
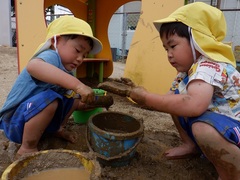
[130,80,214,117]
[26,58,94,103]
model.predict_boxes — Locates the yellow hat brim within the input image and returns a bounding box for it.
[32,16,102,58]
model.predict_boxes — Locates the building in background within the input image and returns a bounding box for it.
[108,1,141,61]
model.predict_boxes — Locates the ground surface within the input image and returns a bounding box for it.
[0,46,218,179]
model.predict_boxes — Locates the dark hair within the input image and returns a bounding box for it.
[61,34,94,50]
[159,22,190,41]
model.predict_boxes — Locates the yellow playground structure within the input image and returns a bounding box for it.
[16,0,184,94]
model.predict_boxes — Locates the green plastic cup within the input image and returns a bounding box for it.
[73,89,106,124]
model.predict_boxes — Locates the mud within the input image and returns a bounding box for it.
[90,95,114,110]
[0,46,218,180]
[2,150,101,180]
[98,80,132,97]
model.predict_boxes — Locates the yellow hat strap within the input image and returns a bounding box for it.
[53,35,58,53]
[189,27,197,63]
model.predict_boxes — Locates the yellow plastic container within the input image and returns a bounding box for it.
[73,89,106,124]
[1,149,101,180]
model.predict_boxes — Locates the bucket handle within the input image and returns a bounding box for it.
[86,127,143,161]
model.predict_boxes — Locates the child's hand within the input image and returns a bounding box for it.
[129,86,148,105]
[75,85,94,104]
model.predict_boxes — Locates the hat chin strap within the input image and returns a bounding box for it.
[188,27,197,63]
[54,35,58,53]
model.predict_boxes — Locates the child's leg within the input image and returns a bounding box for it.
[17,100,58,156]
[55,97,113,143]
[192,122,240,180]
[164,115,199,159]
[54,99,85,143]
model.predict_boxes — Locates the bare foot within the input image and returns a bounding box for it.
[55,129,77,143]
[15,146,38,160]
[164,144,200,160]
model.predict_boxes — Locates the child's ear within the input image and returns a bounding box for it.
[50,37,54,45]
[50,35,61,45]
[49,35,61,50]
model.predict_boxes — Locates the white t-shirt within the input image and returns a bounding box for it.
[171,56,240,121]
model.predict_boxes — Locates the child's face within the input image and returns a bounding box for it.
[56,36,92,71]
[161,32,194,72]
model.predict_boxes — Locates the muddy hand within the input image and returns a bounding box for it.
[75,85,94,104]
[89,95,114,110]
[120,77,136,87]
[112,77,136,87]
[115,77,136,96]
[97,77,136,97]
[120,77,136,96]
[129,86,148,105]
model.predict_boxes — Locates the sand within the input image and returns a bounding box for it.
[0,46,217,179]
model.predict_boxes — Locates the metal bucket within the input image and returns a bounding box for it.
[87,111,144,167]
[1,149,101,180]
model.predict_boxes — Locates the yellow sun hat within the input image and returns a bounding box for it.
[153,2,236,67]
[32,15,102,57]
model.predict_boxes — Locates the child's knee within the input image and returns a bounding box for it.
[192,122,215,143]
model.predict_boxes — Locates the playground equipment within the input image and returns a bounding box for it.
[124,0,184,94]
[15,0,184,94]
